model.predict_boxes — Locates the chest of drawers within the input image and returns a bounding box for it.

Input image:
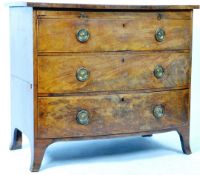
[9,2,199,172]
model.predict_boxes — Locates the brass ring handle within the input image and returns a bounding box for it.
[76,110,90,125]
[76,67,90,82]
[76,29,90,43]
[154,65,165,79]
[153,105,165,119]
[155,28,165,42]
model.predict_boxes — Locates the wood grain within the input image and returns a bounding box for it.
[9,4,194,171]
[29,125,191,171]
[38,89,189,138]
[38,52,190,93]
[9,2,199,10]
[177,126,191,154]
[30,139,53,172]
[37,11,192,53]
[37,10,192,20]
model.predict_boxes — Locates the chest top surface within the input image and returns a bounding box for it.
[9,2,199,10]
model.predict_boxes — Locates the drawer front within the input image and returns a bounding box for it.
[37,11,191,52]
[38,52,190,93]
[38,89,189,138]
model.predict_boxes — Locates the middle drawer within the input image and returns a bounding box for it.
[38,52,190,93]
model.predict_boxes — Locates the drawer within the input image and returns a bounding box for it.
[37,11,192,52]
[38,52,190,93]
[38,89,189,138]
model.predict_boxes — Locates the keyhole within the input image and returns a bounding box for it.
[121,58,125,63]
[121,97,125,102]
[157,13,162,20]
[123,23,126,28]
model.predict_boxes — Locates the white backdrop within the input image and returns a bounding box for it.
[0,0,200,174]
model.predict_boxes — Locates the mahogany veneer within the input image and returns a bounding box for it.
[9,2,199,172]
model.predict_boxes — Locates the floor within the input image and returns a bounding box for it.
[2,130,200,175]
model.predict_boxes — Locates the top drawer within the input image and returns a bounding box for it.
[37,11,192,53]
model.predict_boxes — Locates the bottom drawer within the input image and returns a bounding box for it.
[38,89,189,139]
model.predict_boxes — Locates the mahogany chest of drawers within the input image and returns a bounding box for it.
[9,2,199,172]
